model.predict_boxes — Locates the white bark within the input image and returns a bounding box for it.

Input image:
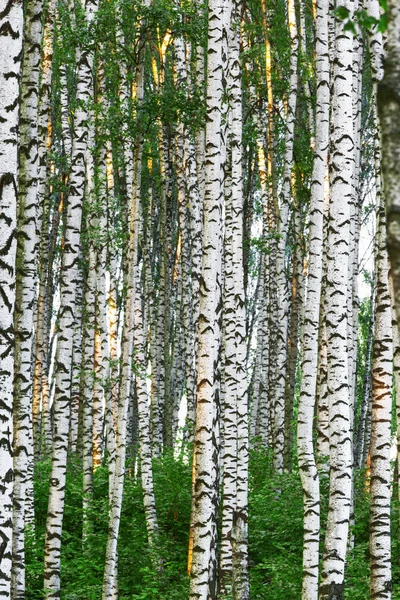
[366,0,384,83]
[228,2,249,595]
[189,0,224,593]
[369,169,392,600]
[320,2,354,596]
[12,0,43,595]
[272,0,298,472]
[44,2,99,596]
[378,1,400,332]
[0,0,23,595]
[297,0,329,594]
[102,9,148,593]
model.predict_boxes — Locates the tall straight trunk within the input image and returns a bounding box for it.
[362,391,373,470]
[272,0,298,472]
[81,112,97,542]
[186,34,203,425]
[33,0,57,460]
[297,0,329,594]
[299,0,315,146]
[101,148,118,586]
[174,26,201,441]
[347,11,363,433]
[157,126,172,452]
[249,261,265,441]
[392,282,400,537]
[149,40,173,453]
[369,163,393,600]
[259,1,278,454]
[260,12,279,452]
[173,130,189,445]
[69,262,83,455]
[316,198,330,466]
[95,141,111,472]
[116,3,133,205]
[60,59,72,158]
[44,2,99,595]
[184,126,202,435]
[81,216,96,542]
[106,143,119,449]
[228,1,249,594]
[354,286,374,469]
[0,1,23,596]
[38,192,62,458]
[220,4,235,593]
[320,2,354,596]
[348,31,363,551]
[102,11,148,594]
[194,0,206,207]
[36,0,56,211]
[12,1,43,596]
[255,131,270,448]
[189,0,224,594]
[366,0,384,83]
[92,323,104,469]
[133,202,159,557]
[35,7,70,458]
[284,202,303,470]
[378,2,400,329]
[33,185,51,459]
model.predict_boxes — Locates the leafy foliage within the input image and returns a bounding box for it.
[26,447,400,598]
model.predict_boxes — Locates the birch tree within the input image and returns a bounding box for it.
[102,4,150,593]
[0,0,23,595]
[12,0,43,595]
[44,1,99,595]
[189,0,224,594]
[320,1,354,596]
[220,0,249,595]
[273,0,298,472]
[297,0,329,595]
[370,167,393,600]
[379,2,400,329]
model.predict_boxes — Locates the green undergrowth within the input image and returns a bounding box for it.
[26,448,400,599]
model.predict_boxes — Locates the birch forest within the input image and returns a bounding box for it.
[2,0,400,598]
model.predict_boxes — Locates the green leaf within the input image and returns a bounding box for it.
[334,5,351,19]
[344,20,357,34]
[378,13,388,32]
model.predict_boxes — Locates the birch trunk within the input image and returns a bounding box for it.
[0,1,23,595]
[369,173,393,600]
[33,0,57,460]
[44,1,99,595]
[284,202,303,470]
[69,262,83,455]
[378,2,400,333]
[228,2,249,594]
[249,261,265,442]
[354,286,374,469]
[174,26,201,442]
[220,4,235,593]
[102,9,148,593]
[134,204,159,558]
[320,2,354,595]
[81,229,96,541]
[12,0,43,595]
[316,210,330,466]
[392,284,400,538]
[189,0,224,593]
[272,0,298,472]
[297,0,329,593]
